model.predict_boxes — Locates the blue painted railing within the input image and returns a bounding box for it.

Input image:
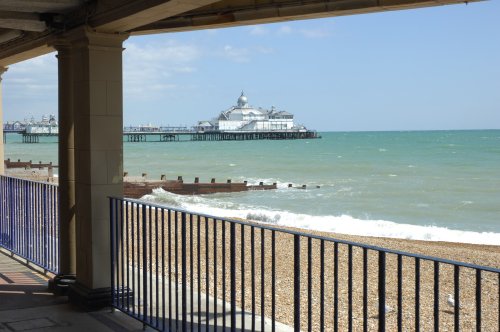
[0,175,59,274]
[110,197,500,332]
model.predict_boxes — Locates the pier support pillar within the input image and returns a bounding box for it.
[54,27,128,308]
[0,67,7,175]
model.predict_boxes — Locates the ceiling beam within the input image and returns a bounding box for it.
[0,29,23,44]
[0,0,83,13]
[0,40,53,67]
[0,11,47,32]
[90,0,222,33]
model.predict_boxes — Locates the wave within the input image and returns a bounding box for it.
[141,189,500,246]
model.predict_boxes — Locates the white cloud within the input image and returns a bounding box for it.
[275,23,333,38]
[205,28,219,36]
[299,27,331,39]
[249,25,268,36]
[222,45,251,63]
[277,25,293,35]
[123,39,200,99]
[173,66,196,73]
[255,46,274,54]
[3,53,58,120]
[220,44,274,63]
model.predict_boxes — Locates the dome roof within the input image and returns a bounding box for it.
[237,91,249,108]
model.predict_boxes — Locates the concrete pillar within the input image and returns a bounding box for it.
[56,27,128,308]
[0,67,7,175]
[48,42,77,294]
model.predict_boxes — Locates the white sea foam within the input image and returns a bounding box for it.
[142,189,500,246]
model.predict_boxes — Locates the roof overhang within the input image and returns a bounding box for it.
[131,0,475,35]
[0,0,479,66]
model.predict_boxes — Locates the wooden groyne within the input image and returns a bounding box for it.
[124,175,277,198]
[4,160,317,197]
[4,159,57,182]
[4,158,56,169]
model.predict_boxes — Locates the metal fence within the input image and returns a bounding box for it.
[0,175,59,274]
[110,197,500,332]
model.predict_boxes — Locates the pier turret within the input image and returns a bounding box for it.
[237,91,249,108]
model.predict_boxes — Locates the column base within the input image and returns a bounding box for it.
[68,282,111,311]
[48,274,76,296]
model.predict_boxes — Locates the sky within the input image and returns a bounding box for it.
[2,1,500,132]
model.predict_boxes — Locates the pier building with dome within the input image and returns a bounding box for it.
[195,92,306,132]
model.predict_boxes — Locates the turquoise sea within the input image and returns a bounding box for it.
[4,130,500,245]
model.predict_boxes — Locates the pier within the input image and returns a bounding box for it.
[124,129,319,142]
[4,125,320,143]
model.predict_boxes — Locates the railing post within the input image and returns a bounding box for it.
[0,177,3,246]
[454,266,460,332]
[23,180,28,259]
[379,251,386,332]
[110,198,115,306]
[433,261,439,332]
[181,212,187,332]
[475,269,481,332]
[294,234,301,332]
[9,178,14,250]
[230,222,236,331]
[43,185,48,269]
[142,204,148,322]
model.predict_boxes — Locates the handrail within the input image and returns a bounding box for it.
[110,196,500,331]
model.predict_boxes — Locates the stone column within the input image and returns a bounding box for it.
[58,27,128,309]
[0,67,7,174]
[48,42,77,293]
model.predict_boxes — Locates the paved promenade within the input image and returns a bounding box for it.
[0,250,149,331]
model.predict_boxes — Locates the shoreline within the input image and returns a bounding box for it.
[4,168,500,258]
[232,218,500,269]
[271,223,500,268]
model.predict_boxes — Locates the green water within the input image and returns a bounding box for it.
[5,130,500,244]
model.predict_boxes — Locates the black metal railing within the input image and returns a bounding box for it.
[0,175,59,274]
[110,197,500,331]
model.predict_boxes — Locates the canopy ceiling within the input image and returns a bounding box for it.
[0,0,474,66]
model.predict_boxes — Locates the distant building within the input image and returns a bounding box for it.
[25,115,58,134]
[195,92,307,132]
[4,115,58,134]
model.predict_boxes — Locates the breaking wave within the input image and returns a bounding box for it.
[140,189,500,246]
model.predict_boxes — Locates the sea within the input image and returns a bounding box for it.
[4,130,500,245]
